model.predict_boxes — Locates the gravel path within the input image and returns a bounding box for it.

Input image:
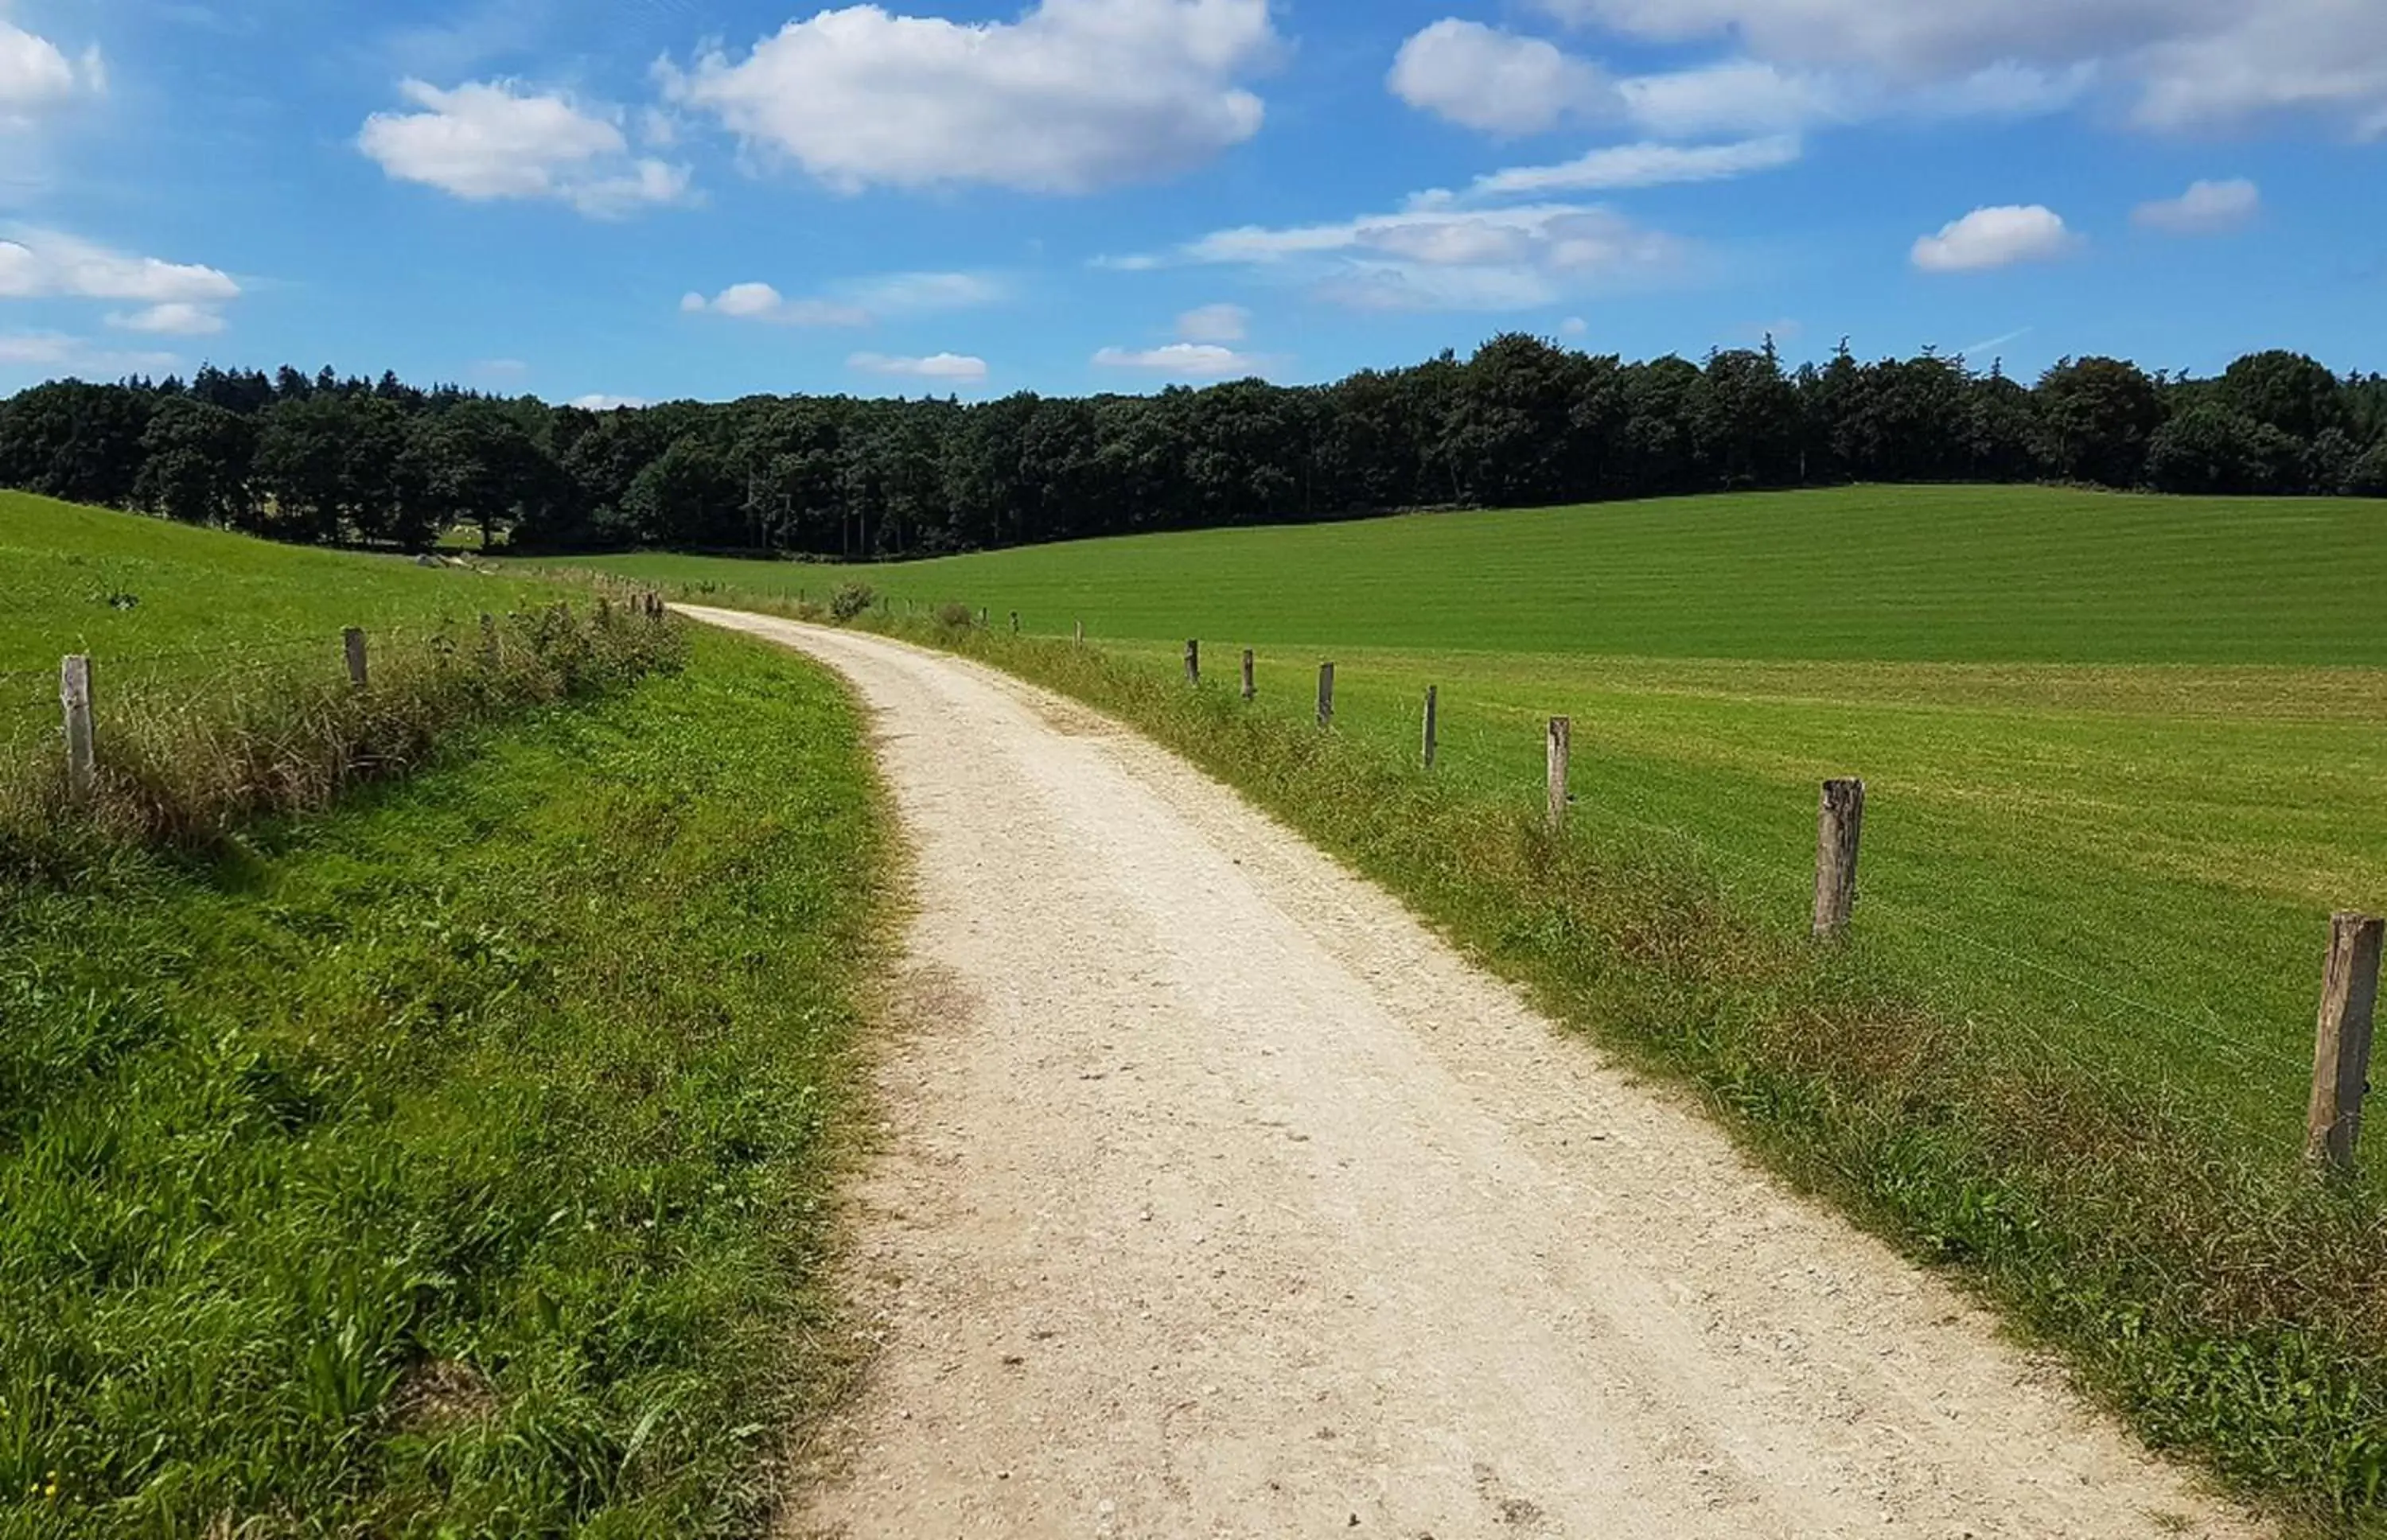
[682,607,2265,1540]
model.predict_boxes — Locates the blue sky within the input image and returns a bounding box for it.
[2,0,2382,406]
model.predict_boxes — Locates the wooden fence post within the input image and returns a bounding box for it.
[343,627,369,690]
[1813,779,1866,938]
[2308,913,2385,1172]
[1317,663,1335,729]
[1185,640,1201,686]
[1011,611,1021,633]
[596,596,611,626]
[1546,718,1571,833]
[60,654,94,807]
[1074,620,1084,647]
[1423,686,1439,771]
[1241,649,1256,702]
[978,607,988,628]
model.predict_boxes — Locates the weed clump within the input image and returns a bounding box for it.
[829,581,878,622]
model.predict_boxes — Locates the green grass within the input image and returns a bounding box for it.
[0,492,555,674]
[545,484,2387,1526]
[559,484,2387,665]
[1,625,887,1535]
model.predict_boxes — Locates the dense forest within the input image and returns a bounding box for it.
[3,336,2385,558]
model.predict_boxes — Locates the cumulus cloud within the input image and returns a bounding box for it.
[661,0,1280,194]
[570,394,648,410]
[105,302,227,336]
[850,351,990,384]
[1463,134,1800,198]
[1616,59,1848,135]
[1388,19,1615,135]
[359,80,693,217]
[680,282,871,326]
[1910,204,2078,272]
[2132,177,2260,235]
[1528,0,2387,137]
[1176,302,1250,342]
[0,229,240,335]
[1164,199,1692,312]
[0,331,178,375]
[1093,341,1265,378]
[681,270,1003,328]
[0,20,100,125]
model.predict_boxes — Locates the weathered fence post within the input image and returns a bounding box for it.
[2308,913,2385,1172]
[1185,640,1200,686]
[1241,649,1256,702]
[343,627,369,690]
[978,607,988,628]
[1546,718,1571,833]
[1011,611,1021,633]
[595,596,611,626]
[1423,686,1439,771]
[1317,663,1335,729]
[1074,620,1084,648]
[1813,779,1867,938]
[60,654,94,807]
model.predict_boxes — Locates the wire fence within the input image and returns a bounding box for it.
[983,621,2366,1172]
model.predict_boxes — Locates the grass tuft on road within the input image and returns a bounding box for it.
[1,626,888,1536]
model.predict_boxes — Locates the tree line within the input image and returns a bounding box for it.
[3,341,2385,558]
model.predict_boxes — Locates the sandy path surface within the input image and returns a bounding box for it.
[682,606,2264,1540]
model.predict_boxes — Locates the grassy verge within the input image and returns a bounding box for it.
[805,607,2383,1532]
[1,625,888,1536]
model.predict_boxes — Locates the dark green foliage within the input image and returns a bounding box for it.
[827,581,876,621]
[6,340,2387,562]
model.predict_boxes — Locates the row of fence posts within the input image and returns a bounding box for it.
[45,590,669,810]
[1108,624,2381,1175]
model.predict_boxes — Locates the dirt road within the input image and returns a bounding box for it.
[682,607,2263,1540]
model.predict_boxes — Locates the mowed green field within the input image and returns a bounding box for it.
[567,484,2387,1163]
[570,484,2387,664]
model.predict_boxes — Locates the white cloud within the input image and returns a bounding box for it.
[1559,315,1588,337]
[1530,0,2387,137]
[1169,199,1692,313]
[570,394,648,410]
[1910,204,2078,272]
[1176,302,1249,342]
[1093,341,1264,377]
[359,80,693,217]
[662,0,1280,194]
[0,229,239,309]
[1463,134,1800,198]
[680,282,872,327]
[849,351,990,384]
[1617,59,1849,134]
[0,21,99,124]
[2132,177,2260,235]
[680,270,1002,328]
[0,331,178,375]
[842,270,1005,313]
[1388,19,1615,135]
[105,302,227,336]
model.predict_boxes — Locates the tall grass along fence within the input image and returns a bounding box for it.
[0,588,679,868]
[656,589,2387,1530]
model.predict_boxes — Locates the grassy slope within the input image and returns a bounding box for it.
[565,484,2387,664]
[0,492,563,749]
[0,502,890,1534]
[2,627,885,1536]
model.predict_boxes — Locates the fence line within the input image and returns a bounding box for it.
[1030,624,2366,1173]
